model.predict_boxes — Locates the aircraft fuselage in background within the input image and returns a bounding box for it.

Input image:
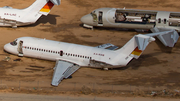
[81,8,180,32]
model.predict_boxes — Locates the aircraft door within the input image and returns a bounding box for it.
[60,50,63,56]
[98,11,103,25]
[18,41,23,56]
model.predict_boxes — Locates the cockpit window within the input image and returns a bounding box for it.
[10,39,17,46]
[91,11,97,22]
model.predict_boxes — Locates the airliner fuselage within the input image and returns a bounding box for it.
[81,8,180,32]
[4,37,133,68]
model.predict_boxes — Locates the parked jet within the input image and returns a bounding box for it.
[0,0,61,28]
[81,8,180,32]
[4,30,179,86]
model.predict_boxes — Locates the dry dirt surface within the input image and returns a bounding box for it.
[0,0,180,98]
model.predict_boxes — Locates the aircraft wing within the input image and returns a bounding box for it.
[149,27,179,47]
[51,60,80,86]
[96,43,119,50]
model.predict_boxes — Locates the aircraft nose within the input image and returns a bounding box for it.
[80,14,93,25]
[4,43,10,52]
[4,43,17,54]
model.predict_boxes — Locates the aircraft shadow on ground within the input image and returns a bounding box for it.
[155,37,173,53]
[28,14,60,27]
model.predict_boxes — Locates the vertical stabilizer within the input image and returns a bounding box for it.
[116,34,155,60]
[114,30,179,66]
[39,1,55,16]
[19,0,61,23]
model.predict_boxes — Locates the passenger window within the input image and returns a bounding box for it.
[164,19,166,24]
[158,18,161,23]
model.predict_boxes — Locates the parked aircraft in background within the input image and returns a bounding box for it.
[0,0,61,28]
[81,8,180,33]
[4,30,178,86]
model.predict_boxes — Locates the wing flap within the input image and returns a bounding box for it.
[51,60,80,86]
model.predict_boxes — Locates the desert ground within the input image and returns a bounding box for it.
[0,0,180,99]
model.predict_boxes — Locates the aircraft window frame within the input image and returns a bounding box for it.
[10,39,17,46]
[91,11,97,22]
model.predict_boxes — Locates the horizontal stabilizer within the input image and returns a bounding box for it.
[149,28,179,47]
[135,34,155,51]
[51,60,80,86]
[50,0,61,5]
[96,43,119,50]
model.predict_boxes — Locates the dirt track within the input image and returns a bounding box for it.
[0,0,180,98]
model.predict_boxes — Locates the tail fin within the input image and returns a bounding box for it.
[116,30,178,60]
[19,0,61,23]
[116,34,155,60]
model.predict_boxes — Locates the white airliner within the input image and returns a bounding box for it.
[0,0,60,28]
[4,30,179,86]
